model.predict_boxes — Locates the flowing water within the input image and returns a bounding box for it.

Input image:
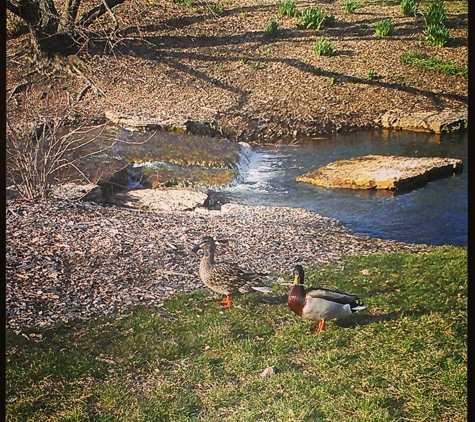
[219,130,467,246]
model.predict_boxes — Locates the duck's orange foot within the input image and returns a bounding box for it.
[310,320,326,334]
[218,296,232,308]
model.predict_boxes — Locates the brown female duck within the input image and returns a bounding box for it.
[194,236,272,308]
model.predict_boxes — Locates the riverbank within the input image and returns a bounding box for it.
[6,197,433,329]
[6,0,468,142]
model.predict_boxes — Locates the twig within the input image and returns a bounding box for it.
[77,84,91,101]
[7,82,30,102]
[101,0,119,32]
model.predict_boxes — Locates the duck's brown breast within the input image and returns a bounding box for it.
[288,285,305,317]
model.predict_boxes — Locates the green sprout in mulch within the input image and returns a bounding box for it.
[278,0,296,17]
[423,0,446,27]
[173,0,193,7]
[425,24,450,47]
[298,7,334,30]
[312,66,323,76]
[375,18,394,37]
[400,51,467,77]
[400,0,419,16]
[204,0,224,15]
[314,37,334,57]
[6,247,466,421]
[367,69,378,80]
[265,20,279,36]
[343,0,362,14]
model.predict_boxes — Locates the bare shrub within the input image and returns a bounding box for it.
[5,90,117,200]
[6,116,108,199]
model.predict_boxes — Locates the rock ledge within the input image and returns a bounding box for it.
[378,108,467,133]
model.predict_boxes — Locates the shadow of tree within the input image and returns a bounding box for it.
[83,3,467,136]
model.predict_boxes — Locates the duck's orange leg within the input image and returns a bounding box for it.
[218,295,232,308]
[310,319,326,334]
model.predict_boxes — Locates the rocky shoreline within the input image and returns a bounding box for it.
[6,197,433,330]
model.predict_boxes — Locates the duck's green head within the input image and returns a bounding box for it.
[293,265,305,285]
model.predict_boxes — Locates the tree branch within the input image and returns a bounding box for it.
[78,0,125,28]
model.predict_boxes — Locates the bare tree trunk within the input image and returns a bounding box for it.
[6,0,73,59]
[6,0,126,59]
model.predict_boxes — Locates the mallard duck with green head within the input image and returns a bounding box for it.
[194,236,272,308]
[288,265,366,333]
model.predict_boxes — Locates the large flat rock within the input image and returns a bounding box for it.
[49,183,208,211]
[115,188,208,211]
[296,155,463,191]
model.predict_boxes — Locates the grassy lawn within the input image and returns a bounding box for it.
[6,246,466,421]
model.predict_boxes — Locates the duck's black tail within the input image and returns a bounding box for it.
[350,298,366,312]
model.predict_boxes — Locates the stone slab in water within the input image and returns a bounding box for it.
[296,155,463,191]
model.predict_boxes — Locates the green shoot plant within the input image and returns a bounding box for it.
[278,0,296,17]
[343,0,362,14]
[367,70,378,80]
[265,20,279,36]
[423,0,446,27]
[174,0,193,6]
[425,24,450,46]
[299,7,329,30]
[314,37,333,57]
[312,66,323,76]
[400,0,419,16]
[204,1,224,15]
[375,18,394,37]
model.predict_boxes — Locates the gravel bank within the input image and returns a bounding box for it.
[6,198,433,330]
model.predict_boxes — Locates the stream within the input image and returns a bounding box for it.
[217,130,467,247]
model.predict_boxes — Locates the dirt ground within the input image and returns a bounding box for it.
[6,0,468,143]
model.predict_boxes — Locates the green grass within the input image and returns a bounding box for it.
[400,51,467,77]
[6,247,467,421]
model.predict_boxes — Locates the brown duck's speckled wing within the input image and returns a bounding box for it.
[209,263,269,294]
[306,288,358,305]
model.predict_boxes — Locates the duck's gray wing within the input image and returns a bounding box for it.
[306,288,358,304]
